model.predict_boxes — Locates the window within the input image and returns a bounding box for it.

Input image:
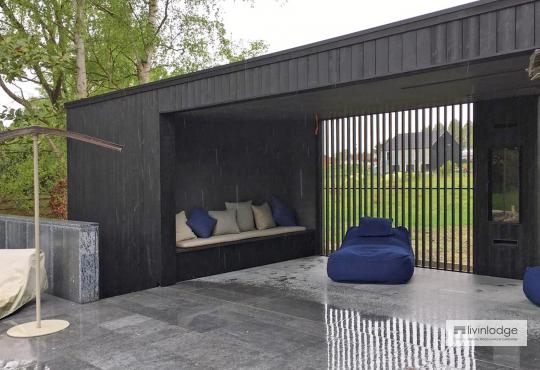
[490,148,519,223]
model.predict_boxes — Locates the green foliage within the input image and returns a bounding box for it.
[0,0,269,216]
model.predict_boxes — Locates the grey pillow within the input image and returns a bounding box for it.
[251,203,276,230]
[225,201,255,231]
[208,209,241,236]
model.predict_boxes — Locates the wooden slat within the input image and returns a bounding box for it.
[516,4,535,49]
[403,31,417,71]
[375,37,389,75]
[463,16,480,59]
[497,8,516,52]
[446,20,463,63]
[318,51,330,86]
[479,12,497,56]
[288,59,298,91]
[261,65,271,95]
[536,2,540,47]
[228,74,237,101]
[270,63,280,94]
[351,43,364,80]
[308,54,319,88]
[328,49,339,84]
[363,41,376,77]
[279,61,289,93]
[389,35,403,73]
[297,56,308,90]
[339,46,352,83]
[416,28,431,68]
[431,24,447,65]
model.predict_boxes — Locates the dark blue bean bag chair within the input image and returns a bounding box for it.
[523,267,540,306]
[327,217,414,284]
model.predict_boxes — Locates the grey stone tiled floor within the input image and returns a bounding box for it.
[1,256,540,369]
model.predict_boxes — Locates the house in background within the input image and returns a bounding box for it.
[376,130,461,172]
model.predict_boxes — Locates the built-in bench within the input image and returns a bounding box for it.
[175,227,317,281]
[176,226,307,250]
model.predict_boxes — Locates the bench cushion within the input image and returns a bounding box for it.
[176,226,307,249]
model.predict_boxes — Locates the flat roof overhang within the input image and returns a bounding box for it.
[179,52,540,123]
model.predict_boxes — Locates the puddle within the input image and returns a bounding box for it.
[325,306,476,369]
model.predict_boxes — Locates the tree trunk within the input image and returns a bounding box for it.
[137,0,158,84]
[73,0,87,99]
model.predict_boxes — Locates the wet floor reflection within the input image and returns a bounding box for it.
[325,305,476,370]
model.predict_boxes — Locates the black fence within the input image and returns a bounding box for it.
[321,104,474,272]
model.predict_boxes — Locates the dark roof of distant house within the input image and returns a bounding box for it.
[379,130,453,150]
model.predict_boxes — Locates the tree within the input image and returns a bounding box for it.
[0,0,269,216]
[73,0,88,99]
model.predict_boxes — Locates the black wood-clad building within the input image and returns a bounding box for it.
[67,0,540,297]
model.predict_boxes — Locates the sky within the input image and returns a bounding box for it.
[0,0,474,118]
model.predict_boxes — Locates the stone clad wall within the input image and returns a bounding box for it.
[0,214,99,303]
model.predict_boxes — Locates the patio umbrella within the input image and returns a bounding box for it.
[0,126,122,338]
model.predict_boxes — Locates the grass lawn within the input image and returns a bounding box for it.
[322,167,474,270]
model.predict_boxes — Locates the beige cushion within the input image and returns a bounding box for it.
[225,201,255,231]
[176,226,307,249]
[208,209,240,236]
[176,211,196,242]
[0,249,47,319]
[251,203,276,230]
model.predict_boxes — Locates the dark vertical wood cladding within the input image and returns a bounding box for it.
[176,231,316,281]
[159,113,177,286]
[403,31,417,71]
[516,4,535,49]
[69,0,540,115]
[446,20,463,62]
[463,16,480,59]
[68,92,164,298]
[480,12,497,56]
[339,46,352,83]
[474,96,538,278]
[363,40,376,78]
[174,115,317,230]
[66,0,540,297]
[351,44,364,80]
[388,35,403,73]
[416,29,431,68]
[497,8,516,52]
[375,38,389,75]
[431,24,447,65]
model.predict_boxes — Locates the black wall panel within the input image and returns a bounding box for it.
[516,4,535,49]
[463,16,480,59]
[174,115,318,230]
[68,92,164,298]
[474,96,539,278]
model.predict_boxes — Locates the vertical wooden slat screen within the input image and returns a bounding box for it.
[321,103,474,272]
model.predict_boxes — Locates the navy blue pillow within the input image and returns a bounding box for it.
[523,266,540,306]
[357,217,393,237]
[270,196,298,227]
[187,208,216,238]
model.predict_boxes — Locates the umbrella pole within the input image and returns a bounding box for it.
[6,134,69,338]
[33,134,41,328]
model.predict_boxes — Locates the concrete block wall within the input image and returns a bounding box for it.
[0,214,99,303]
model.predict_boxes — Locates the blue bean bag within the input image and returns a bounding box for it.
[327,218,414,284]
[523,267,540,306]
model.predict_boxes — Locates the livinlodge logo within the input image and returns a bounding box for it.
[446,320,527,346]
